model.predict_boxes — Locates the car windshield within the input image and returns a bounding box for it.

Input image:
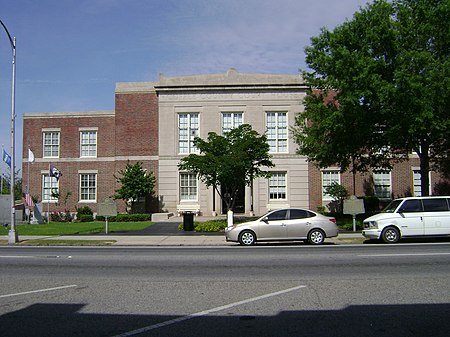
[382,199,403,213]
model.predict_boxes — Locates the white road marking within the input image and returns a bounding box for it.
[0,284,77,299]
[112,284,307,337]
[359,252,450,257]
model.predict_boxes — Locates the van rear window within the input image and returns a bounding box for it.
[423,198,450,212]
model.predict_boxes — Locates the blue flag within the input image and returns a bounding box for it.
[2,149,11,168]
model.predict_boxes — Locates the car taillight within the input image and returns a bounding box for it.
[329,218,337,223]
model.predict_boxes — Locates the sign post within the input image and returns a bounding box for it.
[97,198,118,234]
[343,196,365,232]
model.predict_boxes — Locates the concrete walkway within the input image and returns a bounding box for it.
[0,233,365,246]
[0,215,366,246]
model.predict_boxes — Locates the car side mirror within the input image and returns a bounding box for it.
[262,217,269,224]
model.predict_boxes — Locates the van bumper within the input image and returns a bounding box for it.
[362,229,382,240]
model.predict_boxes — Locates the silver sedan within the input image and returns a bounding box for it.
[225,208,338,245]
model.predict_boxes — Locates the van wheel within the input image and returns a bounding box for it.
[381,227,400,243]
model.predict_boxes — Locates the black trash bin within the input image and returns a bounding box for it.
[183,211,194,231]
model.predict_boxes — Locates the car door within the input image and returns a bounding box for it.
[257,209,288,240]
[396,199,425,236]
[285,209,311,239]
[422,198,450,235]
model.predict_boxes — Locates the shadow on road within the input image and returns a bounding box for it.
[1,302,449,337]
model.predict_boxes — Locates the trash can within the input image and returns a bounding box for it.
[183,211,194,231]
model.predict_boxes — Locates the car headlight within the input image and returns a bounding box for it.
[364,221,378,229]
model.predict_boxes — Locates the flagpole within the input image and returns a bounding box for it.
[48,162,50,223]
[1,145,3,195]
[27,146,30,223]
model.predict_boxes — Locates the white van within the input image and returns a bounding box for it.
[363,196,450,243]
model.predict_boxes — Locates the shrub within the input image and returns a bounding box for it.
[76,206,93,220]
[316,205,326,214]
[363,196,380,212]
[50,211,73,222]
[79,214,94,222]
[178,219,228,232]
[96,213,151,222]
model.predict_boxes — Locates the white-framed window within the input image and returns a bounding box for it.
[269,172,287,200]
[178,113,199,154]
[80,173,97,202]
[180,172,197,201]
[42,174,59,202]
[266,112,288,153]
[80,131,97,158]
[373,171,391,199]
[322,170,340,199]
[413,170,432,196]
[43,131,60,158]
[222,112,243,134]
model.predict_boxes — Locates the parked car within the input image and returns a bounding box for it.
[225,208,338,245]
[363,196,450,243]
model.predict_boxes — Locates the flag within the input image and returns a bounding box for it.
[28,149,35,163]
[24,192,34,207]
[49,163,62,181]
[2,149,11,168]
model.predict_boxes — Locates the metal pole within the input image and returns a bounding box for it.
[8,37,17,244]
[0,20,17,244]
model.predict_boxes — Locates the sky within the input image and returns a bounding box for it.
[0,0,368,174]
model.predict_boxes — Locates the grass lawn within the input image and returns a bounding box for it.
[0,221,154,236]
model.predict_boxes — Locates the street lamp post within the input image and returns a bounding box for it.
[0,19,18,244]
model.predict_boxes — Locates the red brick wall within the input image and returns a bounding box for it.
[114,92,160,212]
[22,90,161,216]
[22,114,117,214]
[308,159,448,212]
[114,92,159,156]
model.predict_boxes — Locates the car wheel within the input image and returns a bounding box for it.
[381,226,400,243]
[308,229,325,245]
[239,230,256,246]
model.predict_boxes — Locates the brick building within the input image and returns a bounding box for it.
[22,69,447,218]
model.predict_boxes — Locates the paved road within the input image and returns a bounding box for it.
[1,243,449,337]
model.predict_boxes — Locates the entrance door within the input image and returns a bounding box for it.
[222,186,245,214]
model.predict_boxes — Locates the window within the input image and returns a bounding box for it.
[43,131,60,158]
[179,113,199,154]
[289,209,314,220]
[267,209,287,221]
[422,198,449,212]
[180,173,197,201]
[398,199,423,213]
[413,170,432,196]
[269,172,287,200]
[80,131,97,157]
[266,112,288,153]
[322,170,340,199]
[373,171,391,199]
[42,174,59,202]
[80,173,97,201]
[222,112,243,134]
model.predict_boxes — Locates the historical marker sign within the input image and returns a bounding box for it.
[97,198,118,234]
[98,198,118,217]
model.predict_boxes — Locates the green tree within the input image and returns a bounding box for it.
[178,124,274,211]
[293,0,450,195]
[325,182,348,213]
[114,162,156,213]
[1,171,22,200]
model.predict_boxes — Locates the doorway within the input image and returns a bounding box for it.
[221,186,245,214]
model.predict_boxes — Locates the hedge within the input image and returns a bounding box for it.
[95,213,151,222]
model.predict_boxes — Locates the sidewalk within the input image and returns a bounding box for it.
[0,233,365,246]
[0,215,366,246]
